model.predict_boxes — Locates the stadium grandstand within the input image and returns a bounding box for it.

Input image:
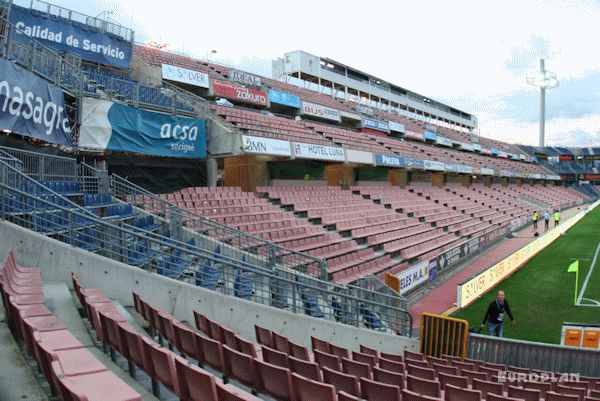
[0,0,599,399]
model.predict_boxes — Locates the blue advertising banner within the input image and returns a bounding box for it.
[0,58,71,145]
[78,98,206,158]
[406,158,424,169]
[9,5,132,69]
[375,153,406,168]
[268,89,301,108]
[362,117,390,133]
[491,147,499,155]
[424,131,437,141]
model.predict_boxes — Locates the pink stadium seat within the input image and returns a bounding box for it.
[322,366,361,397]
[272,331,291,354]
[352,350,377,366]
[360,377,402,401]
[291,372,337,401]
[432,362,459,376]
[172,321,197,359]
[406,358,430,369]
[194,311,209,334]
[311,336,332,353]
[522,380,552,397]
[288,340,311,361]
[444,384,482,401]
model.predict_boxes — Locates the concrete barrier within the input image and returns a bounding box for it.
[0,220,419,353]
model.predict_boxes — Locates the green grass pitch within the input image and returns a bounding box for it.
[455,204,600,344]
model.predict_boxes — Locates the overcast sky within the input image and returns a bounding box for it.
[43,0,600,147]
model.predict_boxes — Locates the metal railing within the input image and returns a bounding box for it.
[468,333,600,377]
[103,166,330,280]
[7,0,134,42]
[356,275,408,311]
[0,145,77,181]
[0,158,413,336]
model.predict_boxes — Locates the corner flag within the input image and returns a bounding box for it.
[567,260,579,305]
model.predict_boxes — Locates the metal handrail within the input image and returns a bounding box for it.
[468,333,600,377]
[0,158,413,336]
[0,145,77,181]
[7,0,134,42]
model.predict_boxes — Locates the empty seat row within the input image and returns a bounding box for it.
[0,250,141,401]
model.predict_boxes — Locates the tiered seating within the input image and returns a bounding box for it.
[127,292,600,401]
[511,185,586,210]
[165,186,402,284]
[212,104,335,146]
[0,250,141,400]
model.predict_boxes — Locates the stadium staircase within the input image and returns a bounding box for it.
[0,146,413,336]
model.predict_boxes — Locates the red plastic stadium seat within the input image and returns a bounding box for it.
[194,332,224,372]
[438,371,468,390]
[372,366,404,388]
[261,345,289,368]
[322,366,360,397]
[444,384,482,401]
[291,372,337,401]
[406,374,441,398]
[337,391,360,401]
[402,389,442,401]
[487,393,528,401]
[378,357,405,373]
[142,337,180,394]
[255,325,274,348]
[216,382,262,401]
[174,355,219,401]
[342,357,371,379]
[546,391,580,401]
[314,349,341,371]
[472,378,504,400]
[352,350,377,366]
[51,361,142,401]
[360,377,402,401]
[222,345,260,391]
[406,364,436,380]
[255,359,294,401]
[556,385,587,401]
[288,355,322,381]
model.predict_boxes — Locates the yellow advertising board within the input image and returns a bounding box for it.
[457,201,600,308]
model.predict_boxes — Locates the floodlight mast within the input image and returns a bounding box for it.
[526,59,558,147]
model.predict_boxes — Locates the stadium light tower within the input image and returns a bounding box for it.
[526,59,558,147]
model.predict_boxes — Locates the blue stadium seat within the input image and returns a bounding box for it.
[195,260,221,290]
[234,269,253,300]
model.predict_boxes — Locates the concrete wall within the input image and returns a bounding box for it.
[0,221,419,354]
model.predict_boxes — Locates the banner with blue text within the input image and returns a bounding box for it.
[0,59,71,145]
[78,98,206,158]
[9,4,132,69]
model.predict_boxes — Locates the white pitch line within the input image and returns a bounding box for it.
[580,298,600,307]
[577,241,600,305]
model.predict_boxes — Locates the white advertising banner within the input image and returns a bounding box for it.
[300,101,341,122]
[161,63,210,88]
[292,142,345,161]
[396,260,430,295]
[242,135,291,156]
